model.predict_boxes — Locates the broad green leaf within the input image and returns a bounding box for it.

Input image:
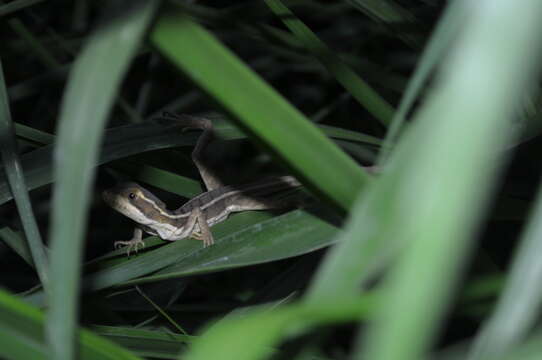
[90,206,336,290]
[120,207,339,286]
[25,207,339,306]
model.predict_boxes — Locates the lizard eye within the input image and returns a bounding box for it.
[128,193,136,199]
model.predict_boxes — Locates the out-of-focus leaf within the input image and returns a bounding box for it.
[46,3,157,360]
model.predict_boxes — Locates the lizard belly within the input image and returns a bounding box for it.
[146,221,179,241]
[167,207,234,240]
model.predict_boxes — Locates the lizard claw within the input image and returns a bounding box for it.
[190,231,214,247]
[114,239,145,257]
[202,234,214,247]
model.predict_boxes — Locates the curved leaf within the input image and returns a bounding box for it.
[46,3,157,360]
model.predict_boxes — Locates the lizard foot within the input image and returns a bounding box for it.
[114,238,145,257]
[191,231,214,247]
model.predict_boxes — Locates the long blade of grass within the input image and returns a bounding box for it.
[91,325,193,358]
[150,8,370,211]
[347,0,414,24]
[0,226,35,267]
[264,0,394,127]
[183,297,376,360]
[347,0,421,48]
[46,3,157,360]
[357,1,542,359]
[468,178,542,357]
[0,288,143,360]
[495,331,542,360]
[111,161,203,198]
[0,61,49,290]
[6,13,61,69]
[134,286,188,335]
[0,0,45,17]
[376,0,467,165]
[14,123,56,145]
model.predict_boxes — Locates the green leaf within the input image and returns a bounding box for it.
[347,0,421,48]
[0,226,35,267]
[377,0,467,164]
[3,120,376,206]
[356,1,542,360]
[92,326,193,359]
[469,170,542,355]
[111,160,203,198]
[92,206,337,290]
[46,4,157,360]
[183,297,376,360]
[0,120,199,205]
[14,123,56,145]
[25,207,339,306]
[120,207,339,286]
[0,61,49,291]
[0,288,143,360]
[495,332,542,360]
[264,0,395,127]
[0,0,46,17]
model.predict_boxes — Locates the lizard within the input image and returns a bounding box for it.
[102,113,304,255]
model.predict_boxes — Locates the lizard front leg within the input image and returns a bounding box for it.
[114,227,145,256]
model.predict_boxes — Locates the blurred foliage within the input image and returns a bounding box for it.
[1,1,542,360]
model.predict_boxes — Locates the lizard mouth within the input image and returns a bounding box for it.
[102,189,126,212]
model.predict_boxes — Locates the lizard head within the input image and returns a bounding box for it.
[102,182,169,226]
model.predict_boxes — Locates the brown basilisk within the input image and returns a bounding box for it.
[103,114,304,255]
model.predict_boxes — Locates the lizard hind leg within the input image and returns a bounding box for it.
[193,208,214,247]
[160,112,223,191]
[114,228,145,257]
